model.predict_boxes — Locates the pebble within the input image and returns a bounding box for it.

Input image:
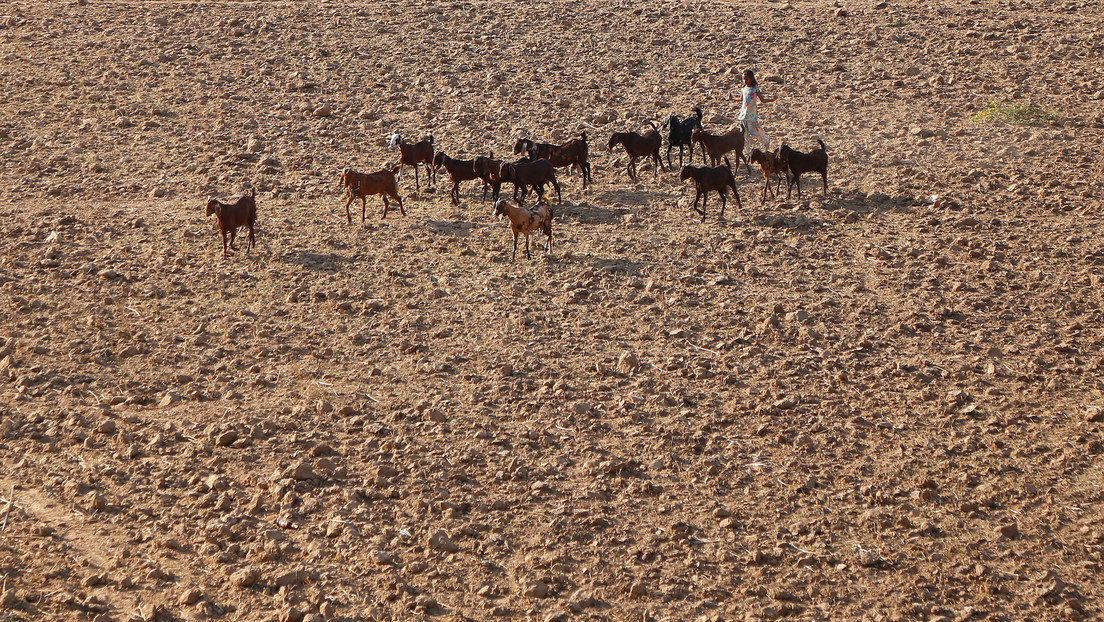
[523,580,550,598]
[997,522,1020,540]
[429,529,459,553]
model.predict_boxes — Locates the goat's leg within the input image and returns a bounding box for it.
[551,178,562,204]
[451,181,460,206]
[228,227,239,251]
[344,194,355,224]
[732,182,742,213]
[627,157,637,182]
[719,190,727,221]
[821,169,828,195]
[666,144,674,170]
[413,165,421,192]
[524,232,532,260]
[247,225,255,253]
[700,191,708,223]
[511,230,519,262]
[394,192,405,216]
[361,195,368,223]
[220,229,229,257]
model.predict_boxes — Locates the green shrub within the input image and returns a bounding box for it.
[970,100,1059,126]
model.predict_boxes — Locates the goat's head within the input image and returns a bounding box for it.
[690,127,704,143]
[662,114,677,130]
[431,151,445,169]
[493,198,510,220]
[678,167,694,182]
[387,133,402,149]
[606,134,621,151]
[204,198,219,216]
[340,167,355,188]
[512,138,531,156]
[748,149,764,165]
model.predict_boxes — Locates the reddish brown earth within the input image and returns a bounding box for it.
[1,1,1103,621]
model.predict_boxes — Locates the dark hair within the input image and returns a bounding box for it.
[743,69,757,87]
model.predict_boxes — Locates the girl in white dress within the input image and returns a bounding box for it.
[738,69,776,151]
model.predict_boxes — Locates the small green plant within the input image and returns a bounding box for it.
[970,100,1059,126]
[886,19,907,27]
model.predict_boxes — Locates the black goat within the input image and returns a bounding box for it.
[662,107,704,169]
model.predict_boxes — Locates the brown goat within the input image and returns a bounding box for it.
[494,198,553,261]
[341,166,404,222]
[778,139,828,199]
[205,189,256,257]
[475,154,506,203]
[748,148,788,203]
[607,123,662,182]
[515,134,592,188]
[500,159,562,204]
[432,151,483,206]
[679,158,741,222]
[388,133,435,191]
[691,125,750,172]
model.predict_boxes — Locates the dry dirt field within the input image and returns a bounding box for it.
[2,0,1104,621]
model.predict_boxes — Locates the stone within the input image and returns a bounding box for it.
[523,581,550,598]
[428,529,459,553]
[617,351,640,373]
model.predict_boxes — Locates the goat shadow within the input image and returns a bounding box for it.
[591,188,678,207]
[281,249,350,272]
[425,219,494,238]
[557,202,633,225]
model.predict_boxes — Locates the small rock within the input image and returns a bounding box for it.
[628,581,647,598]
[428,529,459,553]
[97,420,117,435]
[617,351,640,373]
[149,188,166,198]
[273,570,308,587]
[997,523,1020,540]
[279,606,303,622]
[312,105,332,117]
[179,588,203,605]
[288,461,315,481]
[159,392,181,408]
[215,430,238,447]
[523,581,550,599]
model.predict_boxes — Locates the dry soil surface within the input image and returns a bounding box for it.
[1,1,1104,621]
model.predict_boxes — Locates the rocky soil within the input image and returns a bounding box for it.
[1,1,1103,621]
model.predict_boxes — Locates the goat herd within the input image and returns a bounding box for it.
[204,109,830,261]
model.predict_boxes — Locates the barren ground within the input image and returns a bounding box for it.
[1,1,1104,621]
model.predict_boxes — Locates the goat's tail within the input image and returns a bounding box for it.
[427,135,435,145]
[817,139,826,152]
[250,187,255,198]
[694,106,703,120]
[644,120,659,132]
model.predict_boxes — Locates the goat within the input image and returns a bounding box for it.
[748,148,789,204]
[662,107,704,169]
[474,154,505,203]
[205,189,257,257]
[678,158,741,222]
[607,122,662,182]
[691,125,750,172]
[514,134,592,188]
[388,133,435,191]
[499,158,562,204]
[494,198,553,261]
[778,139,828,199]
[432,151,484,206]
[341,166,404,222]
